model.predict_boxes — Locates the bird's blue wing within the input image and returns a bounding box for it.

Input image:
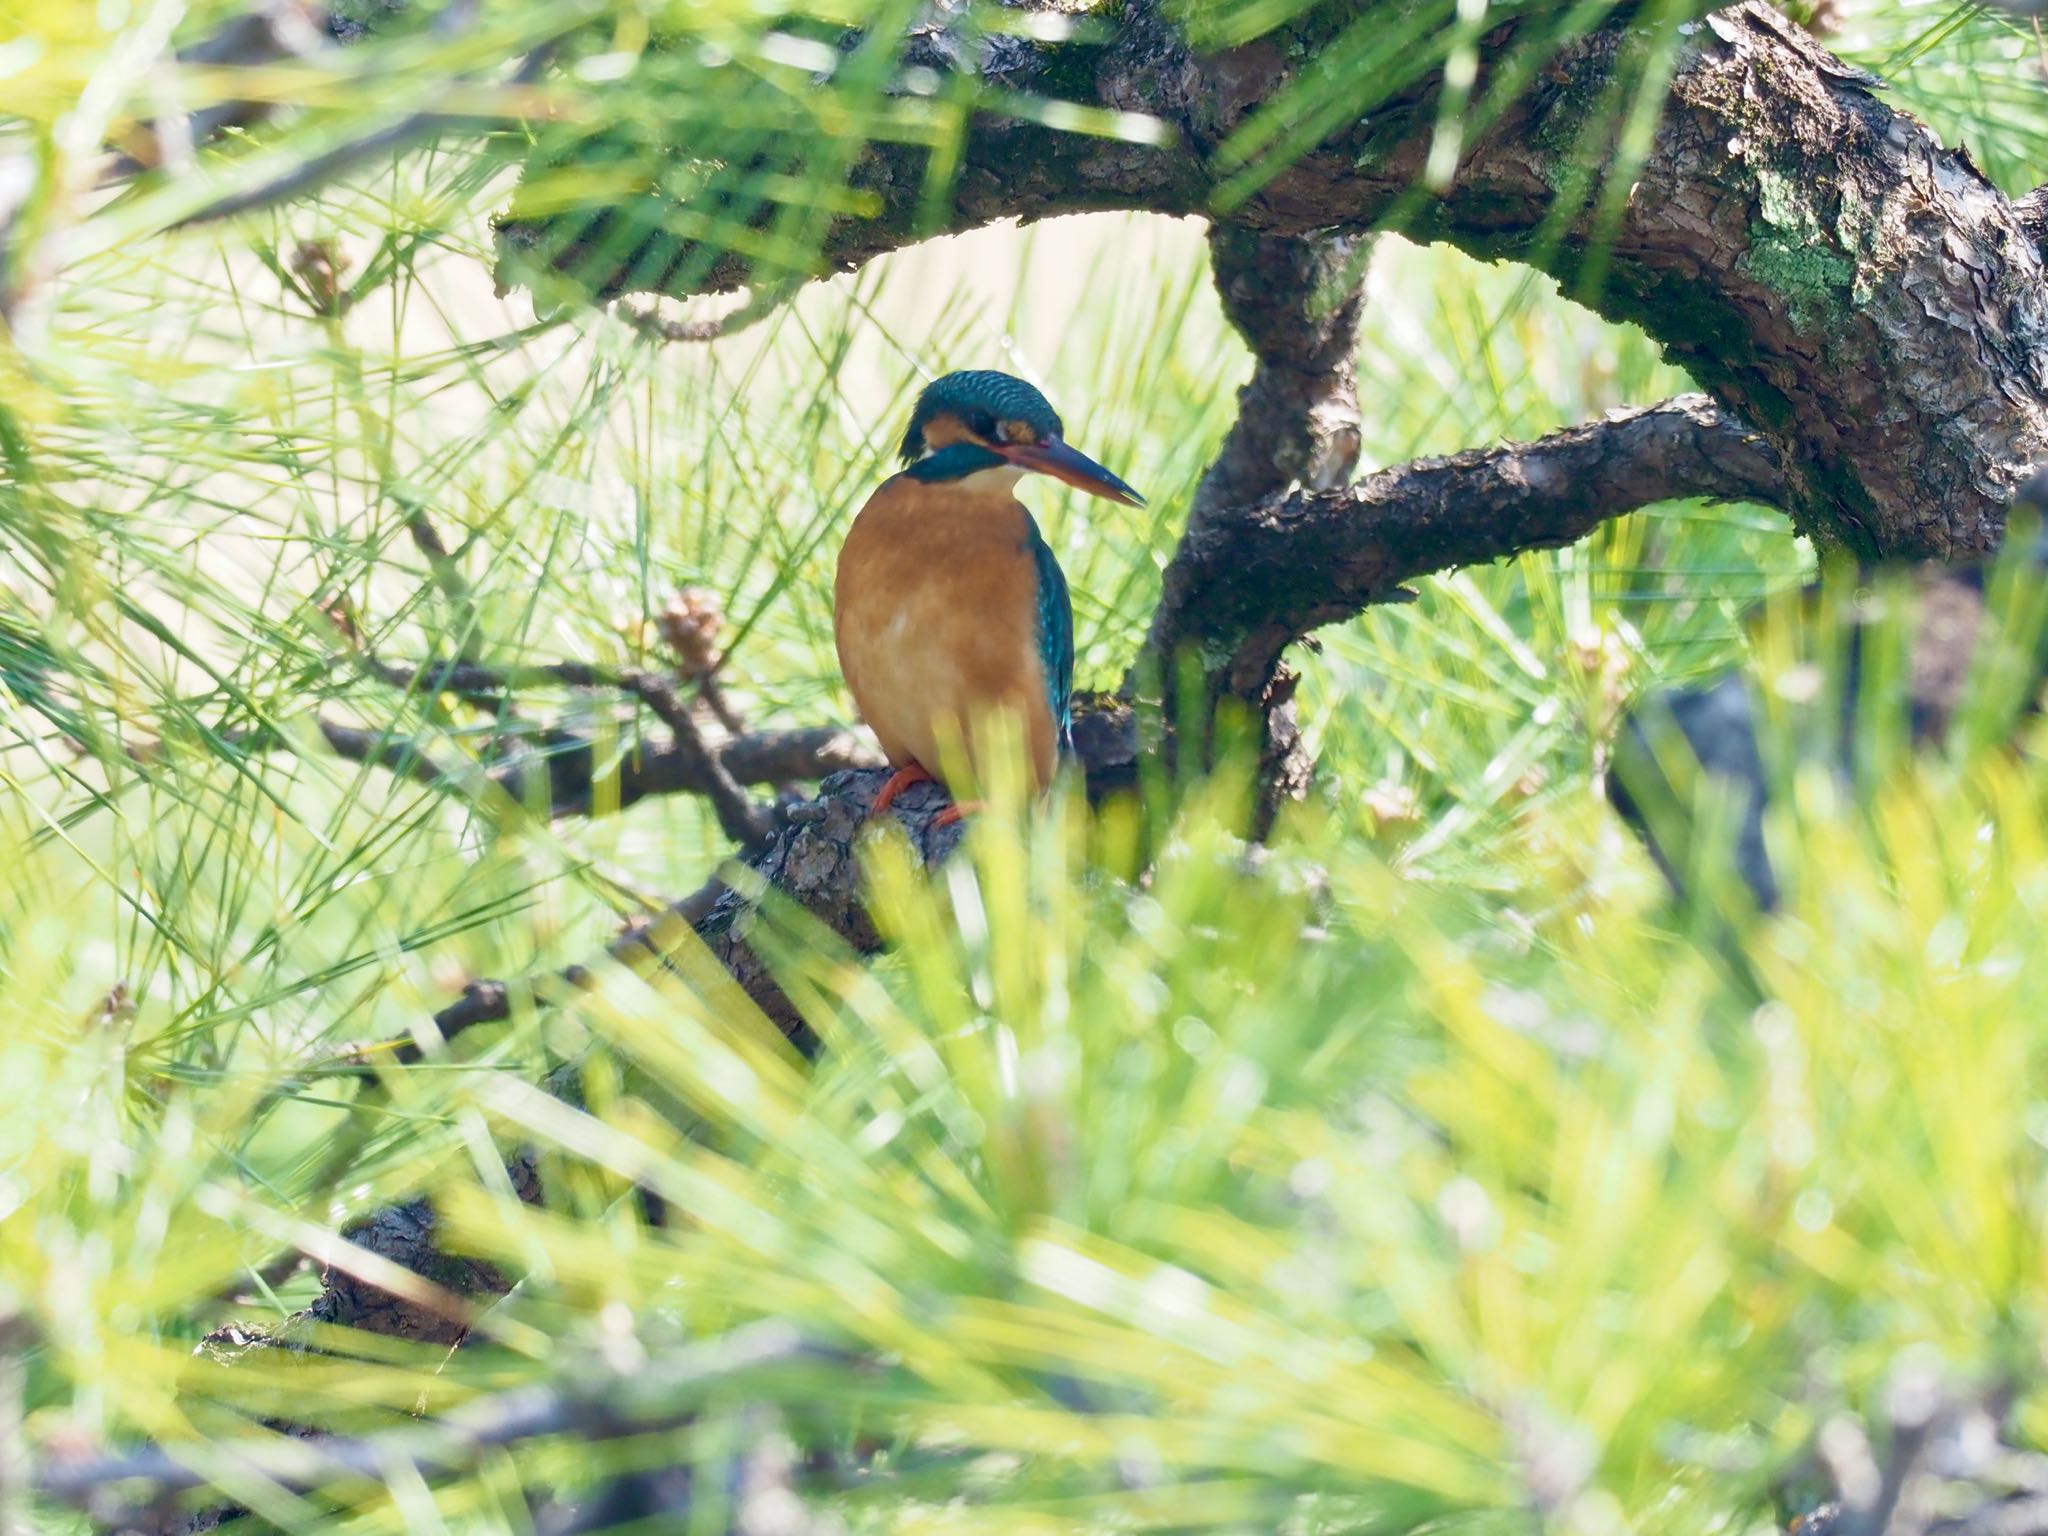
[1025,514,1074,751]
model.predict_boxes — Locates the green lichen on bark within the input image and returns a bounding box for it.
[1522,37,1629,197]
[1834,179,1889,307]
[1740,166,1854,331]
[1743,238,1854,329]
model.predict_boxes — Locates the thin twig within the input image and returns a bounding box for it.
[364,656,618,696]
[610,285,790,346]
[398,501,481,648]
[696,674,749,736]
[250,710,878,816]
[655,587,751,737]
[295,847,773,1087]
[617,673,775,847]
[311,717,449,787]
[103,2,330,180]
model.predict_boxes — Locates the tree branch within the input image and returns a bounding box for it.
[104,2,330,179]
[498,0,2048,559]
[1059,391,1784,815]
[323,648,883,818]
[509,723,881,818]
[1155,393,1788,704]
[1420,1,2046,559]
[492,2,1209,302]
[261,717,883,818]
[38,1322,822,1520]
[1177,225,1369,523]
[363,657,619,695]
[168,1,564,230]
[615,673,775,848]
[275,766,958,1343]
[1131,223,1370,821]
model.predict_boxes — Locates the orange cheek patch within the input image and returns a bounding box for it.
[920,412,973,450]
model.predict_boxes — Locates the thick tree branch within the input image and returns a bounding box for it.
[1070,391,1788,814]
[1131,223,1369,820]
[500,0,2048,559]
[1416,3,2048,558]
[1158,393,1788,701]
[1179,225,1369,522]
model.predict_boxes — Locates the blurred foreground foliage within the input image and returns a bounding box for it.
[11,648,2048,1531]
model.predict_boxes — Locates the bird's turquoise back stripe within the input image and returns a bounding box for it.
[1026,512,1074,750]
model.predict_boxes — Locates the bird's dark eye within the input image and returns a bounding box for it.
[966,410,998,440]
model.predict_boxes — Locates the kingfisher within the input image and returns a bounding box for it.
[834,370,1145,824]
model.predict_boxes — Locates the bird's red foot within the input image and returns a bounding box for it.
[932,799,985,829]
[870,761,936,817]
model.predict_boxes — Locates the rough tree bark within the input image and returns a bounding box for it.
[1149,393,1784,705]
[1130,224,1371,812]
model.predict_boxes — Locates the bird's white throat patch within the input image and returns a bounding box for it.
[952,464,1029,496]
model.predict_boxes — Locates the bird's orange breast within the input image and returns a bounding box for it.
[834,475,1059,795]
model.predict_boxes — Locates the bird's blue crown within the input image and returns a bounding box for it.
[898,370,1064,465]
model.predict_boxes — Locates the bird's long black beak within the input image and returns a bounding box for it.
[1004,437,1145,506]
